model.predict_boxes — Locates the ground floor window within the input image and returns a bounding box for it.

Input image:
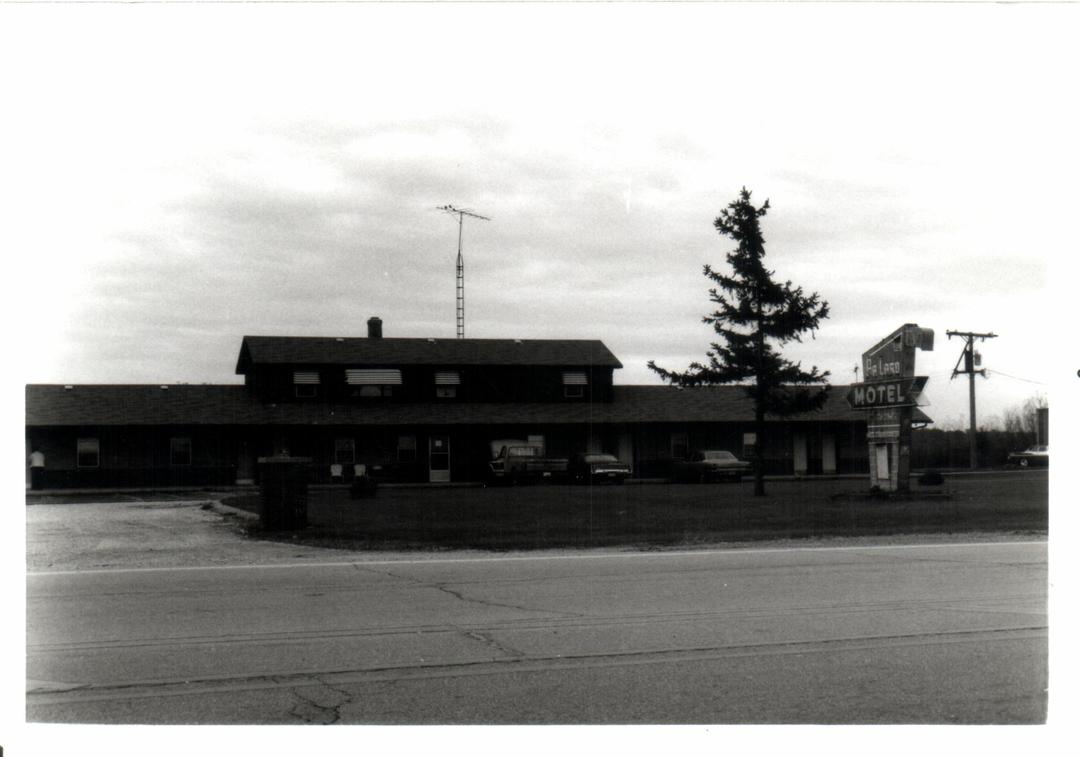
[334,438,356,465]
[170,437,192,466]
[77,438,100,468]
[398,435,417,463]
[742,432,757,461]
[671,432,688,460]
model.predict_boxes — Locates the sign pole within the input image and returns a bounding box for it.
[849,324,934,493]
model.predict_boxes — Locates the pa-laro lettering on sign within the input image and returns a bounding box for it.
[864,359,901,379]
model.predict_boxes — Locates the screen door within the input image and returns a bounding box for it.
[429,435,450,483]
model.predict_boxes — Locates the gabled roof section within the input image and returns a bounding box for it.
[27,384,255,426]
[235,336,623,374]
[25,383,929,427]
[609,385,932,424]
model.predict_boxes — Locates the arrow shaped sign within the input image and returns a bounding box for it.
[846,376,929,410]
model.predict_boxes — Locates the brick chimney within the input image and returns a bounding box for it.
[367,317,383,339]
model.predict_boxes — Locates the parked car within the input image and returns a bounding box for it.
[569,453,632,484]
[1006,445,1049,468]
[671,450,752,483]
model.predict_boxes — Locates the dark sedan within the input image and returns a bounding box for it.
[569,453,632,484]
[671,450,752,483]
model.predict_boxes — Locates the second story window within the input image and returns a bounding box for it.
[434,371,460,399]
[346,369,402,398]
[293,371,320,398]
[562,371,587,398]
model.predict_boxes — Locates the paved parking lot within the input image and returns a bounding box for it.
[26,497,363,572]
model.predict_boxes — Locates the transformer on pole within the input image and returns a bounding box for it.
[437,205,490,339]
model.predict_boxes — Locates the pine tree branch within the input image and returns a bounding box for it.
[649,188,832,424]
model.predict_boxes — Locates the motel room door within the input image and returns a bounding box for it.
[429,434,451,483]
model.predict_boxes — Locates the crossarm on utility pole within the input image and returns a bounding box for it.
[947,330,998,469]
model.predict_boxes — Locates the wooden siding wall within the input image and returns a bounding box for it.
[27,426,240,488]
[246,364,616,404]
[27,419,869,488]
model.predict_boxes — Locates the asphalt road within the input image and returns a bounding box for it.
[27,540,1047,724]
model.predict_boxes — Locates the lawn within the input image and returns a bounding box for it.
[224,470,1048,551]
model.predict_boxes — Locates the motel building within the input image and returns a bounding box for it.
[24,318,922,490]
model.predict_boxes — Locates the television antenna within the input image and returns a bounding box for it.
[436,205,490,338]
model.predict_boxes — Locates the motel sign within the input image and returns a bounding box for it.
[846,324,934,492]
[846,377,928,410]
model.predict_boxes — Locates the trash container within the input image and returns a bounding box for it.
[257,456,312,530]
[349,463,378,499]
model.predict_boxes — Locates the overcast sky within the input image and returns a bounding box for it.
[3,4,1079,750]
[5,2,1076,429]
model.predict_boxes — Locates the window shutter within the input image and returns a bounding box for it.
[346,369,403,385]
[293,371,321,385]
[434,371,461,385]
[562,371,588,385]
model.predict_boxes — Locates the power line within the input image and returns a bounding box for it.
[984,369,1045,385]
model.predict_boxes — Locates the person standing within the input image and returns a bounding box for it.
[29,446,46,490]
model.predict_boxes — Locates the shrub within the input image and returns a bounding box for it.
[918,470,945,486]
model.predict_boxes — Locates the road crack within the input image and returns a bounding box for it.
[288,676,353,725]
[433,581,556,615]
[461,628,526,659]
[353,564,581,617]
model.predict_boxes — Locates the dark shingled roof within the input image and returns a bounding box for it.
[236,336,623,374]
[25,384,929,427]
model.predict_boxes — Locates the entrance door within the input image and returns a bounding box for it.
[429,435,450,483]
[821,434,837,475]
[236,440,255,484]
[792,431,808,475]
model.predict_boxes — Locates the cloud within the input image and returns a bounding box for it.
[10,2,1068,434]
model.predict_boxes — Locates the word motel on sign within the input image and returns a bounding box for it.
[851,382,906,406]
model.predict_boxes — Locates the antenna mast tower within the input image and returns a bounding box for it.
[437,205,490,338]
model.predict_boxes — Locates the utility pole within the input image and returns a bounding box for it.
[947,330,998,470]
[437,205,490,339]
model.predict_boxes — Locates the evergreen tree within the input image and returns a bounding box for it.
[649,188,831,495]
